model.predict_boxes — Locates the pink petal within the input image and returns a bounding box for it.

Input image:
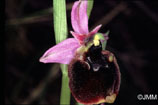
[71,1,89,34]
[39,38,80,64]
[70,31,86,44]
[88,24,102,37]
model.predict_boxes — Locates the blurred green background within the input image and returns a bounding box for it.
[5,0,158,105]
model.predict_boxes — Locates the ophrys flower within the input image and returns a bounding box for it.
[40,0,121,105]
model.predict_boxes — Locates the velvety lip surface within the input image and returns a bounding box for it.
[68,50,120,104]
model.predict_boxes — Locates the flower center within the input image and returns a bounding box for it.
[86,42,111,72]
[93,34,100,46]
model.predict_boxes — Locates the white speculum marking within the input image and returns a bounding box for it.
[93,64,101,72]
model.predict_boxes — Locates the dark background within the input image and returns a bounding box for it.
[5,0,158,105]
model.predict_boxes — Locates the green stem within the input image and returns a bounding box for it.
[53,0,67,44]
[87,0,94,19]
[60,64,71,104]
[53,0,70,104]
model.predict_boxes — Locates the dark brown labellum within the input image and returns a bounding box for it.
[68,44,121,105]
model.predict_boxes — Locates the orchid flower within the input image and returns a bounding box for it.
[39,0,103,64]
[40,0,120,105]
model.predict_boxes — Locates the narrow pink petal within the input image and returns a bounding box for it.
[71,1,89,34]
[39,38,80,64]
[88,24,102,37]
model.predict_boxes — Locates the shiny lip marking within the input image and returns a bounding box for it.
[92,64,101,72]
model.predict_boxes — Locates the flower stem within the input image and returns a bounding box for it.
[87,0,94,19]
[53,0,70,104]
[53,0,67,44]
[60,64,71,104]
